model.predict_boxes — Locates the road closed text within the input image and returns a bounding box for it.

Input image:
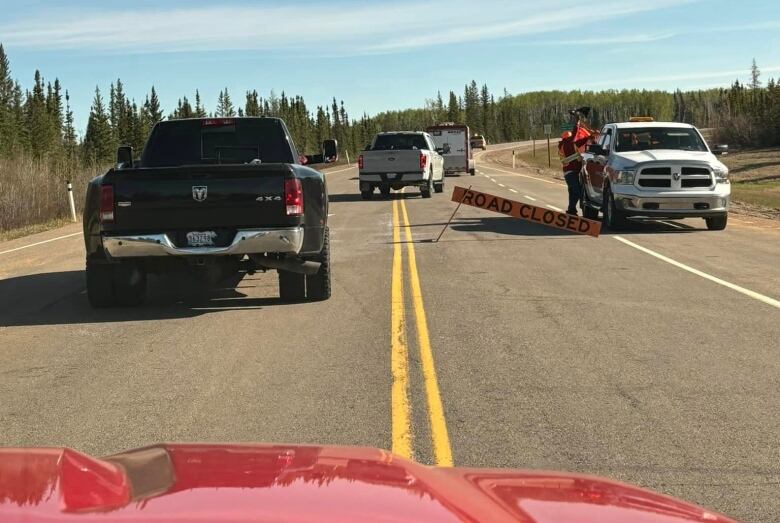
[451,186,602,237]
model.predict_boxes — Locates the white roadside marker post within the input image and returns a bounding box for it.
[512,150,516,169]
[67,181,77,222]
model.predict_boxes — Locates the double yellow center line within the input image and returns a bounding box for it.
[391,197,453,467]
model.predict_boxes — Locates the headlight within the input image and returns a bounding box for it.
[614,170,635,185]
[713,166,729,183]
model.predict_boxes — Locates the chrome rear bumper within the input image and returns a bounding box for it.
[102,227,304,258]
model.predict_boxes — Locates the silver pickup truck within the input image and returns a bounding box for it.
[581,121,731,230]
[358,132,445,199]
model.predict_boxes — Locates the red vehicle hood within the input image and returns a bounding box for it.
[0,444,736,523]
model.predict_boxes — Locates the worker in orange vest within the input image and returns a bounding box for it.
[558,107,597,216]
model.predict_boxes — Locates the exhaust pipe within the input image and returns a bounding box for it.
[250,255,321,275]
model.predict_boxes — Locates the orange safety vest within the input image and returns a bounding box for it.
[558,124,593,173]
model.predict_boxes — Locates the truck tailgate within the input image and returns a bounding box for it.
[361,150,421,174]
[108,164,292,231]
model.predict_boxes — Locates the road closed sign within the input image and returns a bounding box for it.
[451,186,602,237]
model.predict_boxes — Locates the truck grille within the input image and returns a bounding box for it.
[637,165,713,190]
[682,178,712,188]
[639,179,671,188]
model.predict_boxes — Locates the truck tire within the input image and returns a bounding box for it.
[434,180,444,193]
[421,178,432,199]
[306,227,331,301]
[705,214,728,231]
[86,261,115,308]
[279,270,306,302]
[469,168,476,176]
[580,186,599,219]
[113,264,147,306]
[380,187,391,198]
[603,188,629,231]
[360,189,372,200]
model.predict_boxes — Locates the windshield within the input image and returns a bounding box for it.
[614,127,707,152]
[372,134,430,150]
[141,118,296,167]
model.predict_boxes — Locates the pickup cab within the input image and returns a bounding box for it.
[580,121,731,230]
[358,132,444,199]
[83,117,334,307]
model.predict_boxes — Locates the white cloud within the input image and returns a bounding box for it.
[0,0,696,55]
[579,66,780,88]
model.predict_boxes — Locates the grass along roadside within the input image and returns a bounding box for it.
[0,155,104,237]
[0,216,78,243]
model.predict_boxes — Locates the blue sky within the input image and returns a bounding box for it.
[1,0,778,133]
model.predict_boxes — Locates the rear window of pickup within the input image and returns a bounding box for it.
[372,134,430,151]
[140,118,296,167]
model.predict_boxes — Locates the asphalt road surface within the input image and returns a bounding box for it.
[1,147,778,522]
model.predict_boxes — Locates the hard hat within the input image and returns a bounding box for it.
[561,131,573,139]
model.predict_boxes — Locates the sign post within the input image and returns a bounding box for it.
[543,124,552,167]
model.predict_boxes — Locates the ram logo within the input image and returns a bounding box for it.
[672,171,681,182]
[192,186,208,202]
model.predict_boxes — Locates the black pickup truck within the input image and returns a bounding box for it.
[83,117,336,307]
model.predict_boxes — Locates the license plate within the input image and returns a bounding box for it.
[187,231,217,247]
[386,173,398,179]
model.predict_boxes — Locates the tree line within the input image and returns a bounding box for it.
[1,42,777,180]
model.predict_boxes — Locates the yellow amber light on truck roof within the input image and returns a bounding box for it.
[628,117,655,122]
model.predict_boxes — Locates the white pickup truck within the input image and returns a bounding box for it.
[580,120,731,230]
[358,132,445,199]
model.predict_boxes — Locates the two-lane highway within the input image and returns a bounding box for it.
[1,155,778,522]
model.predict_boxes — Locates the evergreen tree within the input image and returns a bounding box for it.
[245,90,261,116]
[63,90,77,164]
[26,70,51,157]
[83,86,114,165]
[216,88,235,117]
[194,89,207,117]
[750,58,761,89]
[446,91,460,122]
[0,44,16,154]
[146,86,163,124]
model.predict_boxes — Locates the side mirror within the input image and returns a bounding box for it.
[322,139,338,163]
[712,144,729,156]
[587,144,605,155]
[364,143,372,151]
[435,148,446,155]
[116,145,133,168]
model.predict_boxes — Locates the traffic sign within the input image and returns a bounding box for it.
[543,124,552,136]
[560,123,574,132]
[451,186,601,237]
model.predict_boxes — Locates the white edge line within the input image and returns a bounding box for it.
[480,165,564,186]
[0,231,83,256]
[323,165,355,175]
[498,183,506,187]
[613,235,780,310]
[525,195,537,201]
[509,189,518,193]
[547,205,564,212]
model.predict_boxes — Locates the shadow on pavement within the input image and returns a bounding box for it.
[393,216,700,242]
[329,192,423,203]
[0,270,291,327]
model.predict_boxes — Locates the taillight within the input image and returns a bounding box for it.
[358,154,364,170]
[284,178,303,216]
[99,185,114,223]
[420,153,427,170]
